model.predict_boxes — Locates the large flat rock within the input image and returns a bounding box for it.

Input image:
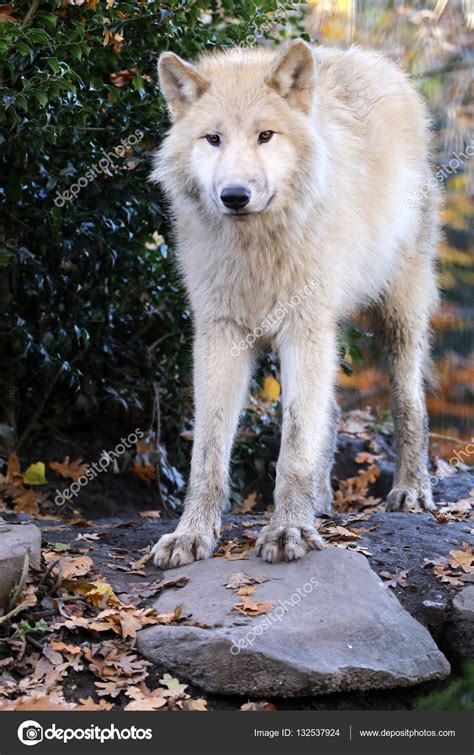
[137,548,450,697]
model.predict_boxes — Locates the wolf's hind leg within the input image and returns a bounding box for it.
[371,254,438,512]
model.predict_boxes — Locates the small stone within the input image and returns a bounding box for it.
[0,523,42,607]
[453,586,474,621]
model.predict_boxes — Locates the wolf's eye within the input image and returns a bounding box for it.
[258,130,274,144]
[206,134,221,146]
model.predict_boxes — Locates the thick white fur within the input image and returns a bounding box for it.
[150,40,440,569]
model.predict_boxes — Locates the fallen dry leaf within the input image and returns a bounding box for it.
[72,580,122,607]
[183,698,208,711]
[50,641,82,655]
[124,683,167,710]
[76,697,114,710]
[139,510,161,519]
[355,451,380,464]
[88,606,161,641]
[75,533,101,542]
[380,569,410,588]
[433,564,464,587]
[334,465,380,512]
[59,555,94,580]
[219,538,252,561]
[448,542,474,573]
[129,464,155,483]
[0,4,20,23]
[224,572,268,590]
[159,673,188,698]
[233,597,273,617]
[237,585,256,596]
[321,523,359,542]
[110,67,137,87]
[49,457,89,482]
[0,453,22,488]
[430,509,453,524]
[0,695,74,711]
[239,491,257,513]
[129,553,151,570]
[12,489,40,515]
[241,700,277,711]
[155,605,183,625]
[102,28,124,54]
[438,499,473,521]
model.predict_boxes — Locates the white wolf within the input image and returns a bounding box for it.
[150,39,440,569]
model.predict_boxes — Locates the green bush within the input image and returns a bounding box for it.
[417,664,474,710]
[0,0,307,504]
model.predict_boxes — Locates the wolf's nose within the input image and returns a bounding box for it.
[220,186,251,211]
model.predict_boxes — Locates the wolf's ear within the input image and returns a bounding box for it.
[265,39,315,114]
[158,52,210,120]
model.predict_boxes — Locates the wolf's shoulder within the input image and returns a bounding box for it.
[314,44,413,91]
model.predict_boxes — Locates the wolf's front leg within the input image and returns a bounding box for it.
[152,323,252,568]
[256,323,338,563]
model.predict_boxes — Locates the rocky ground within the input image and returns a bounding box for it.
[0,421,472,711]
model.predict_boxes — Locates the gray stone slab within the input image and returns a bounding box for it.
[453,586,474,621]
[0,523,41,607]
[137,548,450,697]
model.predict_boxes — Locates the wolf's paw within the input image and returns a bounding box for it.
[151,529,216,569]
[386,484,435,512]
[255,522,324,564]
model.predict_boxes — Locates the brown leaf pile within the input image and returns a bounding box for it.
[333,465,381,512]
[423,542,473,587]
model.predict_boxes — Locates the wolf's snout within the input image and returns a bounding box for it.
[220,186,251,211]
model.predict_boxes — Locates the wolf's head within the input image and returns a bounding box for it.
[154,40,320,222]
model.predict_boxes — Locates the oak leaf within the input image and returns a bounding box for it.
[448,542,474,573]
[49,457,88,482]
[233,597,273,616]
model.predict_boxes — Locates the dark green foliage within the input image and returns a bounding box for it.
[0,0,308,503]
[417,664,474,710]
